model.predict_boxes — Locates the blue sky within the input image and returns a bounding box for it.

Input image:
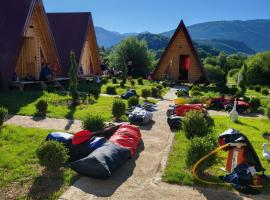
[44,0,270,33]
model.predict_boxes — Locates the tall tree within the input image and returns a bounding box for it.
[69,51,79,105]
[108,37,155,78]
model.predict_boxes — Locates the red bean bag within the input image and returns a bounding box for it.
[176,104,203,116]
[109,123,141,156]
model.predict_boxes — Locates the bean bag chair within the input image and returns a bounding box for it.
[166,105,176,117]
[70,141,131,179]
[121,90,137,99]
[167,115,182,130]
[176,104,203,116]
[69,136,106,161]
[46,132,73,151]
[128,107,153,126]
[109,123,141,156]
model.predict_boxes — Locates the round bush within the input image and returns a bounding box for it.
[112,99,126,120]
[254,85,261,93]
[88,87,100,100]
[186,135,218,168]
[182,111,209,139]
[156,84,163,90]
[36,141,69,172]
[130,80,135,86]
[101,77,108,84]
[128,96,139,108]
[106,86,117,95]
[112,78,118,84]
[161,81,168,88]
[120,81,125,88]
[249,86,254,90]
[229,86,239,95]
[0,107,8,128]
[35,99,48,117]
[151,87,161,98]
[141,88,152,99]
[261,89,269,96]
[190,90,202,97]
[249,97,261,112]
[82,114,105,132]
[137,78,143,85]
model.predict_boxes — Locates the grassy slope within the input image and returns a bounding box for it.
[0,125,77,199]
[164,116,270,193]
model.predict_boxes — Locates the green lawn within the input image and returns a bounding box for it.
[0,125,77,199]
[246,89,270,108]
[0,90,123,121]
[164,116,270,193]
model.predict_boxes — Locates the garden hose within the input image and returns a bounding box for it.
[191,144,263,188]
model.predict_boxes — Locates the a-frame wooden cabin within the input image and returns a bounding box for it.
[47,13,101,76]
[0,0,61,87]
[153,20,209,84]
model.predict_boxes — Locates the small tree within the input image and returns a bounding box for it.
[238,64,247,94]
[141,88,151,100]
[112,99,126,121]
[0,107,8,129]
[69,51,79,105]
[35,99,48,118]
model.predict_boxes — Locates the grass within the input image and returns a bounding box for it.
[0,125,78,199]
[246,89,270,108]
[0,90,124,121]
[164,116,270,193]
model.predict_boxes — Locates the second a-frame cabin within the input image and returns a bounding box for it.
[0,0,61,87]
[153,20,209,84]
[47,13,101,76]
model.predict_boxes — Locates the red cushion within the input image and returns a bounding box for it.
[109,123,141,156]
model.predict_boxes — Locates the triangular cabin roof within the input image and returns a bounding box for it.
[47,13,101,75]
[153,20,209,84]
[0,0,60,87]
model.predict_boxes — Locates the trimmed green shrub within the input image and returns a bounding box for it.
[266,107,270,119]
[88,87,100,100]
[249,86,254,90]
[234,90,244,98]
[176,90,187,97]
[130,80,135,86]
[161,81,168,88]
[112,78,118,84]
[128,96,139,108]
[229,86,239,95]
[36,140,69,172]
[151,87,161,98]
[156,84,163,90]
[35,99,48,117]
[187,96,202,104]
[182,111,209,139]
[186,135,218,168]
[141,88,152,99]
[106,86,117,95]
[69,51,79,105]
[120,81,125,88]
[258,106,266,115]
[255,85,261,93]
[112,99,126,120]
[249,97,261,112]
[137,78,143,85]
[82,114,105,132]
[101,77,108,84]
[261,89,269,96]
[0,107,8,128]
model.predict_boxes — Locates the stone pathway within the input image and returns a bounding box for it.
[5,115,81,132]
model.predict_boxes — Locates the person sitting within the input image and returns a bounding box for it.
[39,63,53,81]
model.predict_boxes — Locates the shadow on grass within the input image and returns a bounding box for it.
[72,140,145,197]
[235,120,259,131]
[64,105,77,130]
[27,170,79,200]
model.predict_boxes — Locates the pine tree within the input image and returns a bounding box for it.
[69,51,79,105]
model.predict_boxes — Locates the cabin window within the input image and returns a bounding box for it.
[179,55,189,80]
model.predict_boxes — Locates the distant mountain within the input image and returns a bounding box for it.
[195,39,256,54]
[95,26,137,48]
[137,33,169,50]
[161,19,270,52]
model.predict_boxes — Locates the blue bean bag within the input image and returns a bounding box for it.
[70,141,131,179]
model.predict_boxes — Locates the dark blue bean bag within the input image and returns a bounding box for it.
[46,132,73,151]
[69,141,131,179]
[121,90,137,99]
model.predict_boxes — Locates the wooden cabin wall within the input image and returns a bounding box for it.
[155,30,203,82]
[87,24,101,74]
[15,4,59,79]
[80,35,92,76]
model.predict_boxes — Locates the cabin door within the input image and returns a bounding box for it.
[24,37,38,78]
[179,55,189,81]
